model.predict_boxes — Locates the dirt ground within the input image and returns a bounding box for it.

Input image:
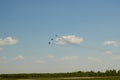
[60,77,109,79]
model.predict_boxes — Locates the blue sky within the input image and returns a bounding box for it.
[0,0,120,73]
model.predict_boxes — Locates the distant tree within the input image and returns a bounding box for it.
[105,69,117,76]
[105,70,111,76]
[112,69,117,76]
[117,70,120,76]
[0,69,120,78]
[97,71,102,76]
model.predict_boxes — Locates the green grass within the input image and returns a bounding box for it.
[0,77,17,80]
[0,77,120,80]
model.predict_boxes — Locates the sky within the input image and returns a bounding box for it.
[0,0,120,73]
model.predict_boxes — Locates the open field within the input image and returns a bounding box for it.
[0,76,120,80]
[59,76,120,80]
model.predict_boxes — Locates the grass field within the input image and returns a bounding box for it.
[0,77,120,80]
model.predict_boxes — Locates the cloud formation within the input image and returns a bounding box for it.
[104,51,113,55]
[0,37,18,46]
[14,55,24,61]
[36,60,45,64]
[47,55,55,59]
[0,48,3,51]
[61,56,79,61]
[104,41,119,46]
[55,35,84,45]
[88,56,93,60]
[0,56,7,63]
[112,55,120,60]
[87,56,103,64]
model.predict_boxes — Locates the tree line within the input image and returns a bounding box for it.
[0,69,120,78]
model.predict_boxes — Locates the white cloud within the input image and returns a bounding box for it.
[47,55,55,59]
[112,55,120,60]
[0,37,18,46]
[104,41,119,46]
[104,51,113,55]
[36,60,45,64]
[61,56,79,61]
[95,59,103,64]
[0,48,3,51]
[0,56,7,63]
[87,56,104,64]
[14,55,24,61]
[55,35,84,45]
[88,56,93,60]
[0,56,7,60]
